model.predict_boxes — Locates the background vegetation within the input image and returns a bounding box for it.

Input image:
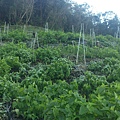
[1,0,120,120]
[0,28,120,119]
[0,0,120,35]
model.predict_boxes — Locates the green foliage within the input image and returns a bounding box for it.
[43,80,78,99]
[86,47,120,59]
[44,91,86,120]
[1,31,120,120]
[43,81,120,120]
[15,48,35,63]
[12,84,47,120]
[96,35,117,47]
[4,56,21,72]
[0,42,36,63]
[3,80,21,102]
[38,31,57,44]
[107,67,120,82]
[2,30,28,42]
[54,31,68,43]
[0,77,6,98]
[0,42,19,59]
[88,57,120,82]
[0,59,11,77]
[90,82,120,120]
[87,60,103,73]
[2,77,120,120]
[38,30,79,45]
[36,47,61,64]
[44,58,73,81]
[76,71,107,98]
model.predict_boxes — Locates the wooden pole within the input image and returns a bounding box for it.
[35,32,39,48]
[23,24,26,33]
[92,28,94,47]
[7,24,9,35]
[45,22,48,32]
[82,24,86,66]
[0,28,1,37]
[0,28,2,44]
[72,25,74,33]
[93,30,96,46]
[4,22,6,34]
[116,26,120,39]
[90,29,92,38]
[76,24,82,64]
[92,28,96,46]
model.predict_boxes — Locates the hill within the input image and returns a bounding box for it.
[1,26,120,120]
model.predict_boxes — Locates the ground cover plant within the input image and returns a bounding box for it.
[1,28,120,120]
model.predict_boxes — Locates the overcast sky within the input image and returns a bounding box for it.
[72,0,120,17]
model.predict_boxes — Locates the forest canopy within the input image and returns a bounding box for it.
[0,0,120,35]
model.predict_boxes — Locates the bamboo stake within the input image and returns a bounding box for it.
[116,26,120,39]
[23,24,26,33]
[91,28,96,46]
[45,22,48,32]
[4,22,6,34]
[93,30,96,46]
[7,24,9,35]
[118,26,120,38]
[72,25,74,33]
[0,28,2,44]
[33,38,36,49]
[82,24,86,66]
[92,28,94,47]
[90,29,92,47]
[76,24,82,64]
[35,32,39,48]
[0,28,1,36]
[90,29,92,38]
[31,32,39,49]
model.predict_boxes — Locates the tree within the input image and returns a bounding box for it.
[19,0,34,24]
[0,0,120,36]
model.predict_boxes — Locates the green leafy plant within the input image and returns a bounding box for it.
[2,30,28,43]
[36,47,61,64]
[13,84,47,120]
[0,59,11,77]
[44,58,73,81]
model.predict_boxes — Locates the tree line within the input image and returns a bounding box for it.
[0,0,120,36]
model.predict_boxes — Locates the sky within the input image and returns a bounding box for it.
[72,0,120,17]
